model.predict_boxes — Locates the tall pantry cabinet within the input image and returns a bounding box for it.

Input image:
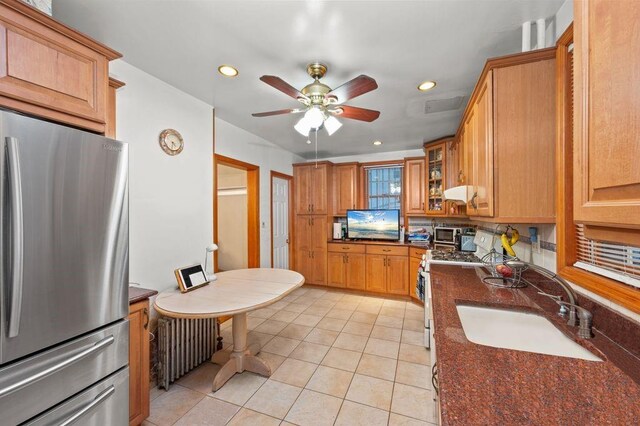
[293,162,333,285]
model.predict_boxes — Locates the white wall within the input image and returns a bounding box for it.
[215,118,305,267]
[555,0,573,41]
[111,60,214,293]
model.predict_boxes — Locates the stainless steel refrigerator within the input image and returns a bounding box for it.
[0,110,129,425]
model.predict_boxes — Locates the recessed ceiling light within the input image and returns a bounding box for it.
[418,80,436,91]
[218,65,238,77]
[373,140,382,146]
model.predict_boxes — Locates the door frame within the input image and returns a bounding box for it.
[214,154,260,271]
[270,171,294,269]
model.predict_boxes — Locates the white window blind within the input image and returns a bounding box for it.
[574,224,640,289]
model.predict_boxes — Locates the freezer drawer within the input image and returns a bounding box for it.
[0,320,128,426]
[25,367,129,426]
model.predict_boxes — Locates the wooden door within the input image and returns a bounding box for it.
[310,216,327,252]
[327,252,346,288]
[472,71,494,217]
[365,254,387,293]
[129,300,150,426]
[295,249,312,281]
[573,0,640,228]
[335,164,358,215]
[386,256,409,295]
[404,158,426,214]
[409,255,421,300]
[310,164,328,214]
[294,166,311,214]
[345,253,366,290]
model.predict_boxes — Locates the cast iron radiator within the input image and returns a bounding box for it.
[157,316,217,389]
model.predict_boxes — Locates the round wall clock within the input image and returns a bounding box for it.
[159,129,184,155]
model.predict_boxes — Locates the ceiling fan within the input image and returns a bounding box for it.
[252,63,380,137]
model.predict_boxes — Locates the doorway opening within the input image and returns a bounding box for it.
[271,171,293,269]
[214,154,260,272]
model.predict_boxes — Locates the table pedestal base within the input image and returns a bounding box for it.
[211,312,271,391]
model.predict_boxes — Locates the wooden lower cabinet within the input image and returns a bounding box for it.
[328,251,366,290]
[365,253,408,295]
[345,253,366,290]
[129,299,150,426]
[386,256,409,295]
[327,252,345,288]
[365,254,388,293]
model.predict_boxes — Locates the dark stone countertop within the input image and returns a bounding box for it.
[430,264,640,425]
[129,286,158,305]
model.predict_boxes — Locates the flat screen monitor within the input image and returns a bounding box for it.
[346,209,400,241]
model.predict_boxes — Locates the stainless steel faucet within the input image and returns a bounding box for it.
[507,260,591,330]
[556,301,594,339]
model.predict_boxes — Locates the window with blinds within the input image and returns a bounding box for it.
[574,224,640,289]
[365,166,402,210]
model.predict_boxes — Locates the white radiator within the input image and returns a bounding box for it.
[157,317,217,389]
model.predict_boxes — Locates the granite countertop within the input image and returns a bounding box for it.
[430,264,640,425]
[129,286,158,304]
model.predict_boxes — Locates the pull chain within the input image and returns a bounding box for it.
[315,129,318,168]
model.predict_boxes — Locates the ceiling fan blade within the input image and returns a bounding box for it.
[252,108,304,117]
[326,75,378,103]
[260,75,307,100]
[332,105,380,122]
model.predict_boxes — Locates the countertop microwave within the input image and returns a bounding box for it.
[433,227,462,245]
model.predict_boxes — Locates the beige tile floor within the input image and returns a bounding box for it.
[143,286,436,426]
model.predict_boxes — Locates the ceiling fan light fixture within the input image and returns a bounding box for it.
[373,140,383,146]
[218,65,239,77]
[418,80,436,91]
[304,107,325,129]
[324,115,342,136]
[294,117,311,137]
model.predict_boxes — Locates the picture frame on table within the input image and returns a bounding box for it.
[174,264,210,293]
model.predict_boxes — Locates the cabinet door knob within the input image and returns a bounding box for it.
[308,204,311,212]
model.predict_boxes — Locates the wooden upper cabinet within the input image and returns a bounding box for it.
[573,0,640,229]
[404,158,426,215]
[471,72,494,217]
[0,0,121,134]
[106,77,125,139]
[294,166,312,214]
[293,162,332,215]
[425,142,446,215]
[310,165,328,214]
[457,49,556,223]
[463,108,477,213]
[334,163,359,215]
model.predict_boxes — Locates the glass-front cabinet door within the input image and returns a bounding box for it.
[426,142,446,215]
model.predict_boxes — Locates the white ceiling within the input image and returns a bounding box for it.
[54,0,563,159]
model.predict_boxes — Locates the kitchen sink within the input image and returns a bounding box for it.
[456,304,602,362]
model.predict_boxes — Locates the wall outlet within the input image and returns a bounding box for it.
[532,240,541,254]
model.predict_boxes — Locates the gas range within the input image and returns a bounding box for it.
[426,249,484,266]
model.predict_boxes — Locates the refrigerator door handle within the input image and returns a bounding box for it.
[6,136,24,338]
[0,335,114,398]
[58,385,115,426]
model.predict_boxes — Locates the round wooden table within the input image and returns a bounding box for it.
[154,268,304,391]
